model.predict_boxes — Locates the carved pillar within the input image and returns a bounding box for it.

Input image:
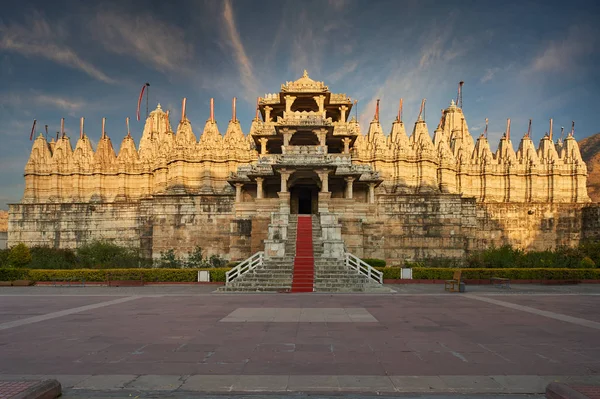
[317,169,330,193]
[342,137,351,154]
[279,169,292,193]
[284,95,296,118]
[339,105,348,122]
[264,106,273,122]
[258,138,268,155]
[235,183,243,203]
[256,177,264,199]
[281,128,295,147]
[315,95,326,116]
[368,183,376,204]
[345,177,354,199]
[313,128,328,147]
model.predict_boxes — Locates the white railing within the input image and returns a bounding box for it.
[226,251,264,283]
[344,252,383,285]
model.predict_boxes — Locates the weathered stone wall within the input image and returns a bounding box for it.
[473,202,592,251]
[144,194,237,260]
[341,194,477,264]
[0,210,8,232]
[8,194,600,264]
[8,202,141,249]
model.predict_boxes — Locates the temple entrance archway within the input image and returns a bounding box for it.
[288,170,320,215]
[290,185,318,214]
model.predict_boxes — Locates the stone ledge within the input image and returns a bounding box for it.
[0,379,61,399]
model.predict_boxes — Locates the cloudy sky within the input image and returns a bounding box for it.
[1,0,599,209]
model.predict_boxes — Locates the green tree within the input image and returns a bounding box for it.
[8,243,32,267]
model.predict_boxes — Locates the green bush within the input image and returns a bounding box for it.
[77,241,146,269]
[28,247,78,269]
[0,248,8,267]
[0,268,30,281]
[580,256,596,268]
[8,243,32,267]
[374,267,401,279]
[362,258,386,267]
[157,249,182,268]
[373,267,600,280]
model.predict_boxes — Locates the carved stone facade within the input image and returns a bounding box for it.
[8,71,596,263]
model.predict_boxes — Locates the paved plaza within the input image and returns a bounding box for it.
[0,284,599,397]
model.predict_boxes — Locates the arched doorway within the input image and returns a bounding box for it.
[288,171,320,215]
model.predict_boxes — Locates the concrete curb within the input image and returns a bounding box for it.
[546,382,593,399]
[10,380,61,399]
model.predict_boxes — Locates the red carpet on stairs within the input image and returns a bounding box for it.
[291,216,314,293]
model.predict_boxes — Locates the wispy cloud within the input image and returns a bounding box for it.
[0,12,115,84]
[0,91,85,115]
[529,26,598,74]
[222,0,258,102]
[480,68,500,83]
[92,8,193,75]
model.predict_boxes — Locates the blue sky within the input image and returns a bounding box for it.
[1,0,599,209]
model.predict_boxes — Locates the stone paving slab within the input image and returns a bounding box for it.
[4,374,597,394]
[220,307,377,322]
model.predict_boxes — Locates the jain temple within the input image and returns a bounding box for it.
[8,71,600,291]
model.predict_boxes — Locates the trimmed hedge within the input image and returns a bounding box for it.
[362,258,386,267]
[0,268,231,283]
[375,267,600,280]
[3,267,599,284]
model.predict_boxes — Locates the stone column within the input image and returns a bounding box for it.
[235,183,243,203]
[368,182,376,204]
[342,137,351,154]
[345,177,354,199]
[258,138,268,155]
[339,105,348,122]
[256,177,264,199]
[281,128,295,147]
[313,128,328,148]
[279,169,291,193]
[284,95,296,118]
[317,169,329,193]
[315,95,326,116]
[264,106,273,122]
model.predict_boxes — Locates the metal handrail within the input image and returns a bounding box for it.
[344,252,383,285]
[226,251,264,283]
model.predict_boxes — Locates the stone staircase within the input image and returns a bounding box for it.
[219,213,391,293]
[311,215,392,293]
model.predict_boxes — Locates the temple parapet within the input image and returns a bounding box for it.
[21,71,590,204]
